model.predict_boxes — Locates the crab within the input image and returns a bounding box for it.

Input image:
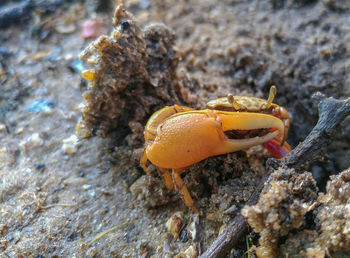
[140,86,291,214]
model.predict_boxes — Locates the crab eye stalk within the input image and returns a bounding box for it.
[226,94,242,110]
[264,85,277,109]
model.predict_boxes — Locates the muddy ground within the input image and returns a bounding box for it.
[0,0,350,257]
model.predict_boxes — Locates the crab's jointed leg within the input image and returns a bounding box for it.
[140,150,150,174]
[263,138,292,159]
[158,167,174,191]
[172,168,199,214]
[142,150,175,190]
[272,106,290,146]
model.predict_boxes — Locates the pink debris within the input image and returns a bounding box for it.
[81,19,106,40]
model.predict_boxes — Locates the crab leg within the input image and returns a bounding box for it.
[263,138,292,159]
[172,168,199,214]
[272,106,290,146]
[140,150,150,174]
[158,167,174,191]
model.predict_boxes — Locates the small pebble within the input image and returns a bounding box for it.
[66,232,77,242]
[223,205,237,215]
[88,189,95,197]
[81,69,95,81]
[179,228,188,243]
[16,127,24,134]
[187,214,199,241]
[206,211,217,221]
[64,177,89,186]
[121,21,130,31]
[35,163,46,172]
[0,224,7,234]
[82,184,91,190]
[55,23,76,34]
[62,134,80,155]
[19,133,44,152]
[166,211,184,240]
[75,102,85,112]
[176,245,197,258]
[0,123,6,131]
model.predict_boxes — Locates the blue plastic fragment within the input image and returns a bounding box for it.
[71,60,85,73]
[26,99,56,113]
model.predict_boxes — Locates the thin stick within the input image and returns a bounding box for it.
[87,220,129,247]
[19,192,76,213]
[282,94,350,170]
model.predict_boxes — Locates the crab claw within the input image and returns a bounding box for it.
[212,111,285,155]
[145,110,285,169]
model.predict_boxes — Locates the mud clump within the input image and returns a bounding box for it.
[280,230,322,257]
[77,4,197,147]
[130,175,171,208]
[243,168,350,257]
[315,168,350,254]
[280,168,350,257]
[242,168,318,257]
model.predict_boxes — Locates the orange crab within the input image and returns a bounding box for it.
[140,86,291,213]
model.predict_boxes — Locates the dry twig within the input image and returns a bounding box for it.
[200,94,350,258]
[282,93,350,170]
[20,192,76,213]
[87,220,129,247]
